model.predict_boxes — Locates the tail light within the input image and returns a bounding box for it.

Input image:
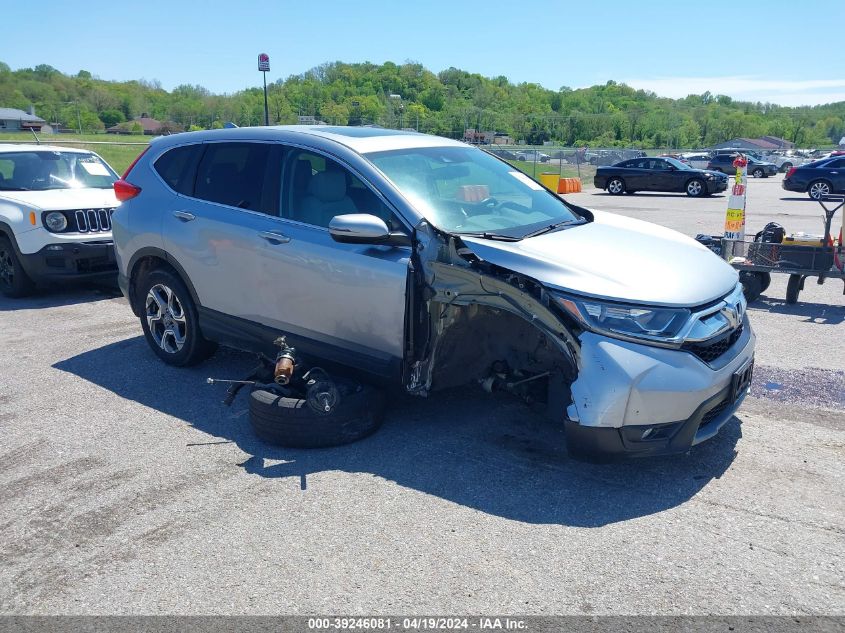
[114,179,142,201]
[785,167,797,179]
[113,146,150,202]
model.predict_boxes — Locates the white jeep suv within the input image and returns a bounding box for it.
[0,145,120,297]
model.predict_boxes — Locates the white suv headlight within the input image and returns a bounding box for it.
[556,293,691,345]
[44,211,68,232]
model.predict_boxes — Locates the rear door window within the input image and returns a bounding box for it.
[193,142,275,213]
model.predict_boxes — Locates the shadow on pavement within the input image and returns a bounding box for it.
[0,283,121,312]
[591,192,726,199]
[54,337,742,527]
[750,295,845,325]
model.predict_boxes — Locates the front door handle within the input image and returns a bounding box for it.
[258,230,291,244]
[173,210,196,222]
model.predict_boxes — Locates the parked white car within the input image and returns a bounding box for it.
[0,145,120,297]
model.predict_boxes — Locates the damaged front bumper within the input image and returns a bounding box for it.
[564,321,755,457]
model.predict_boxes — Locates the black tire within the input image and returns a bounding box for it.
[739,271,763,302]
[249,384,386,448]
[607,178,625,195]
[807,180,832,201]
[686,178,706,197]
[624,189,637,195]
[759,272,771,293]
[137,267,216,366]
[0,235,34,298]
[786,274,802,304]
[752,168,764,178]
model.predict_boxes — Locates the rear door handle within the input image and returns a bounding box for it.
[172,210,196,222]
[258,230,291,244]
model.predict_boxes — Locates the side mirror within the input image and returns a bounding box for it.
[329,214,411,247]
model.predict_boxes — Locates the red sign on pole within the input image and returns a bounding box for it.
[258,53,270,72]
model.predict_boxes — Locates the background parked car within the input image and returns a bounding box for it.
[0,145,119,297]
[594,156,728,197]
[782,156,845,200]
[681,153,712,169]
[706,154,778,177]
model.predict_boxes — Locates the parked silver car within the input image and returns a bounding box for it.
[112,126,755,457]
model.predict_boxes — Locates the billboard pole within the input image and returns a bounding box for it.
[258,53,270,126]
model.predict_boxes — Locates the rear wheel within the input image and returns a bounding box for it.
[786,274,803,304]
[607,178,625,195]
[752,168,764,178]
[686,179,706,197]
[0,236,34,298]
[808,180,831,200]
[137,268,216,366]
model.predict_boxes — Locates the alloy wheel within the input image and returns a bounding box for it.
[608,179,624,194]
[809,181,830,200]
[145,283,188,354]
[687,181,703,196]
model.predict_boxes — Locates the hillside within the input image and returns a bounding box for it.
[1,60,843,147]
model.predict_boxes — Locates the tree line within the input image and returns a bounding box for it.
[1,60,843,148]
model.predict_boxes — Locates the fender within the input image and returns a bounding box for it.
[125,246,203,314]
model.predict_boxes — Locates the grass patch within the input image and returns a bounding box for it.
[0,132,151,174]
[505,159,596,185]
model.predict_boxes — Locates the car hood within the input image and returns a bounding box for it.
[460,210,738,308]
[0,188,118,210]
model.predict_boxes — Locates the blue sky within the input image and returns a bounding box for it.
[4,0,844,106]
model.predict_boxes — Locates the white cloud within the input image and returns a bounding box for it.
[622,76,845,106]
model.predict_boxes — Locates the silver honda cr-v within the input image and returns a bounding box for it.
[111,126,755,457]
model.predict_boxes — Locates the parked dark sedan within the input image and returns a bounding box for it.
[706,154,778,177]
[782,156,845,200]
[594,157,728,197]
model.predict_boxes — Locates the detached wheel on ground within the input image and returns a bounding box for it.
[0,236,34,298]
[137,267,216,366]
[249,383,386,448]
[686,179,706,197]
[606,178,625,195]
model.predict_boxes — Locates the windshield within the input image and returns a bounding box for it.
[366,145,583,238]
[0,151,118,191]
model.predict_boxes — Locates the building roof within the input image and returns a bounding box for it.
[711,137,794,151]
[0,108,46,123]
[107,115,169,133]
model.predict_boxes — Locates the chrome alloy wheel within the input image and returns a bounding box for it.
[0,247,14,288]
[687,180,703,196]
[608,179,624,194]
[145,283,187,353]
[809,181,830,200]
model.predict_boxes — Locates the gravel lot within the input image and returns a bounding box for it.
[0,174,843,615]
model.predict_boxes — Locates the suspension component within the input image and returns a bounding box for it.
[273,336,296,385]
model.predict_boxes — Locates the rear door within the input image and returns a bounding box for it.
[159,141,285,320]
[823,158,845,192]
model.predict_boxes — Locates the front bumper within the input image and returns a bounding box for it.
[565,319,755,457]
[18,241,118,283]
[707,179,728,193]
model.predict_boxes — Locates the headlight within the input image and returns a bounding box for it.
[556,294,691,345]
[44,211,68,232]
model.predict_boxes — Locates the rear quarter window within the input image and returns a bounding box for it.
[154,144,203,196]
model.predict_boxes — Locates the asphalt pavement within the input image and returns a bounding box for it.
[0,174,842,615]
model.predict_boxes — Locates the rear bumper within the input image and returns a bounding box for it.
[18,241,118,282]
[782,179,805,192]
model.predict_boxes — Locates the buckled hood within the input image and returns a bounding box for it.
[460,210,738,308]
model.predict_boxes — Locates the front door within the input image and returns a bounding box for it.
[251,147,410,376]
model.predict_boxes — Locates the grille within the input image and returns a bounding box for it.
[683,323,743,364]
[70,208,116,233]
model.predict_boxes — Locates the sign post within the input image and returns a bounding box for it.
[258,53,270,126]
[724,154,748,241]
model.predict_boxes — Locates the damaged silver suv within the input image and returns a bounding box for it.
[112,126,755,457]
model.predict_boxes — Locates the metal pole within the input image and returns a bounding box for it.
[263,71,270,126]
[75,101,82,134]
